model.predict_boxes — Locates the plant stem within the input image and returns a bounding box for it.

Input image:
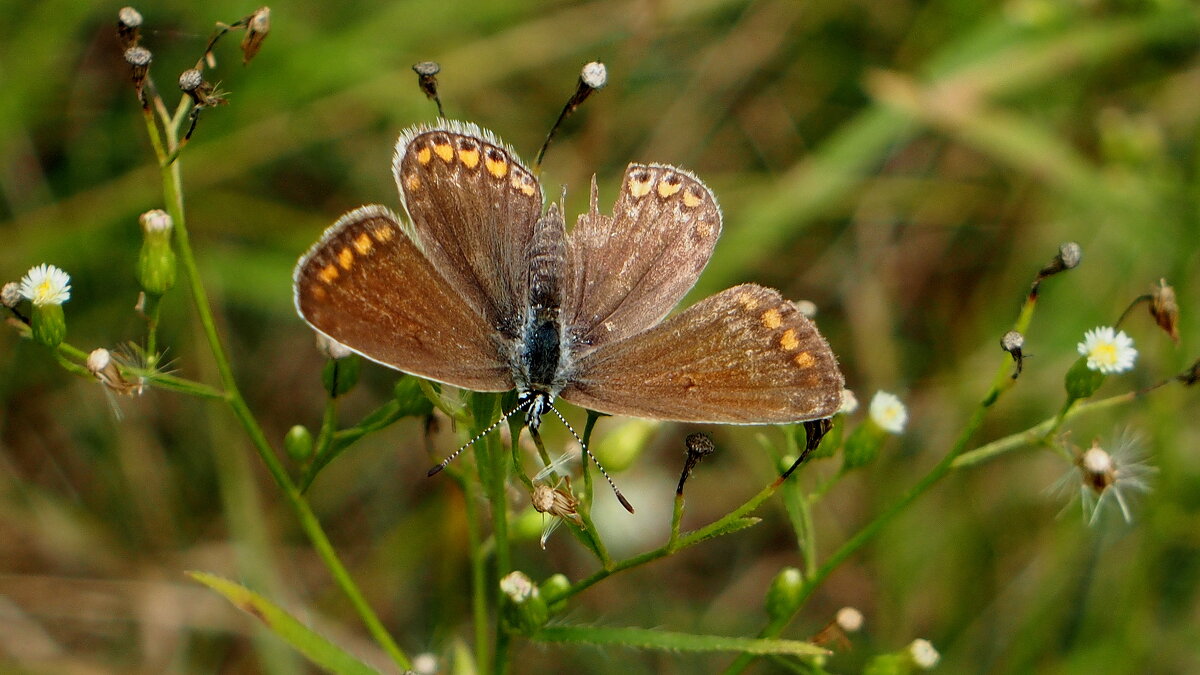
[149,101,409,670]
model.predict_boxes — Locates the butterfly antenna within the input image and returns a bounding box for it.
[534,61,607,170]
[427,398,530,477]
[412,61,445,119]
[547,404,634,513]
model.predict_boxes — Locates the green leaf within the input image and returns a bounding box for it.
[690,516,762,544]
[188,572,380,675]
[533,624,827,656]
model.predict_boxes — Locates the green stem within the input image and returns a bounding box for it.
[151,104,409,669]
[454,471,491,673]
[722,288,1048,674]
[564,474,788,600]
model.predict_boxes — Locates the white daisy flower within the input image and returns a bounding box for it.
[1077,326,1136,374]
[869,391,907,434]
[18,264,71,307]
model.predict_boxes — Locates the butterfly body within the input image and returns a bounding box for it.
[294,121,843,430]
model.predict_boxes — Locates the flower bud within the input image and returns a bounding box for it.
[1064,356,1106,402]
[907,639,940,670]
[321,354,360,397]
[285,425,314,462]
[19,264,71,347]
[31,304,66,347]
[540,573,570,610]
[499,571,548,636]
[765,567,804,621]
[137,210,176,295]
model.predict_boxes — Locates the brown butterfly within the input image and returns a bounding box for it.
[294,121,843,438]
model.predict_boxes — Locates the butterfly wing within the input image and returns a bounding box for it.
[560,284,843,423]
[564,164,722,354]
[294,205,512,391]
[393,122,544,338]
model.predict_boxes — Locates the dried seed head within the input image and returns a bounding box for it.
[412,61,444,118]
[1000,330,1024,353]
[1149,279,1179,343]
[908,639,940,670]
[580,61,607,90]
[1001,330,1026,378]
[124,45,151,67]
[676,432,717,494]
[179,68,204,93]
[1058,242,1082,269]
[1,282,21,308]
[87,347,144,396]
[124,46,152,91]
[836,607,864,633]
[412,60,440,77]
[87,348,112,373]
[240,7,271,64]
[1032,241,1082,297]
[1079,442,1116,493]
[117,6,143,47]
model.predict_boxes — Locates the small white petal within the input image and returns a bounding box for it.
[1077,326,1137,374]
[869,391,907,434]
[18,264,72,306]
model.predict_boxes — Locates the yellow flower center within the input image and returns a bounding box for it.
[1090,343,1118,367]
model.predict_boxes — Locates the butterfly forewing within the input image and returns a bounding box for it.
[393,122,543,338]
[565,164,722,354]
[561,284,843,424]
[294,205,512,391]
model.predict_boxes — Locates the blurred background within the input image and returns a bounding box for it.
[2,0,1199,672]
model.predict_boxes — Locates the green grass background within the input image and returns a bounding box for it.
[1,0,1198,672]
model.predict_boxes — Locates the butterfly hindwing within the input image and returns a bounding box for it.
[561,284,843,424]
[294,205,512,391]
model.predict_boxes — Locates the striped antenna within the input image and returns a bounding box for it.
[546,404,634,513]
[426,398,531,476]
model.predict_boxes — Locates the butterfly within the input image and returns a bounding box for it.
[294,121,843,441]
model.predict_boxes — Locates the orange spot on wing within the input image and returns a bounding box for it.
[416,146,432,165]
[318,264,339,284]
[657,178,682,198]
[337,247,354,270]
[458,147,480,169]
[761,309,782,329]
[353,233,373,255]
[629,175,652,198]
[372,225,394,242]
[311,286,327,301]
[682,189,703,208]
[486,155,508,178]
[433,142,453,163]
[780,329,799,351]
[405,173,421,191]
[794,352,815,368]
[737,292,759,310]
